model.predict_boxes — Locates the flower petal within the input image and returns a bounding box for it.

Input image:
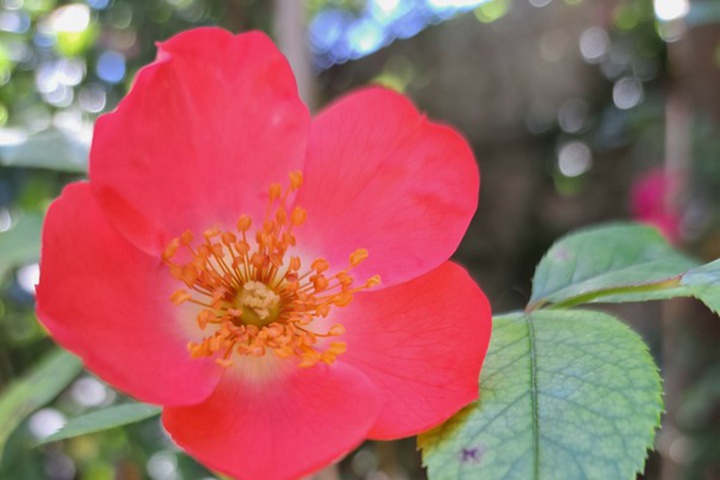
[295,87,479,287]
[36,182,221,406]
[162,359,381,480]
[90,28,310,255]
[339,262,491,439]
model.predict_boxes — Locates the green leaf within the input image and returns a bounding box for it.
[529,223,697,309]
[0,127,89,173]
[38,403,162,445]
[419,310,662,480]
[0,349,83,462]
[681,259,720,315]
[0,213,43,281]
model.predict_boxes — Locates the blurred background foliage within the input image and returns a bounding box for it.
[0,0,718,479]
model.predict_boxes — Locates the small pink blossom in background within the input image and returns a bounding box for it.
[36,28,492,480]
[631,168,681,244]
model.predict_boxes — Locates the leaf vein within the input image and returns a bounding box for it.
[525,314,540,480]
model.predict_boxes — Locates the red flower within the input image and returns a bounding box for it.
[631,168,681,244]
[36,28,491,480]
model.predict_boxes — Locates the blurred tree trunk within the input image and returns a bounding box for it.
[273,0,316,110]
[660,3,720,478]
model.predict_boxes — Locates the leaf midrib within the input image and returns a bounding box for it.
[525,313,540,480]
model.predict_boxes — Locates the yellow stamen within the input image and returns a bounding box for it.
[163,172,380,368]
[349,249,369,266]
[289,171,303,190]
[290,207,307,226]
[169,289,191,305]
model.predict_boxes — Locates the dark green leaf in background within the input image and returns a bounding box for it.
[39,402,162,445]
[419,310,663,480]
[0,349,83,462]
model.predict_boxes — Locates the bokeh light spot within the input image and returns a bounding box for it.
[654,0,689,22]
[474,0,511,23]
[558,99,589,134]
[613,77,644,110]
[49,4,90,33]
[0,208,11,232]
[71,376,110,407]
[96,50,125,84]
[147,451,179,480]
[78,84,107,112]
[558,141,592,177]
[28,408,66,440]
[579,27,609,64]
[17,262,40,295]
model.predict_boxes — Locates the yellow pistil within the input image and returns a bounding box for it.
[163,172,381,369]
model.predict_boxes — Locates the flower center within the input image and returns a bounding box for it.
[235,280,281,328]
[162,172,380,368]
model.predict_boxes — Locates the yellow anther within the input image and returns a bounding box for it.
[321,351,336,365]
[203,226,221,239]
[180,231,194,245]
[209,334,223,352]
[334,291,353,307]
[237,215,252,232]
[365,275,382,288]
[249,346,266,357]
[188,342,203,358]
[316,303,331,317]
[328,324,345,336]
[336,272,352,285]
[163,238,179,261]
[251,253,265,268]
[269,183,282,201]
[289,171,303,190]
[216,358,233,368]
[262,220,275,235]
[266,323,284,337]
[235,241,250,255]
[274,345,294,358]
[328,342,347,354]
[312,258,330,273]
[299,350,321,368]
[312,275,329,292]
[282,232,297,247]
[197,309,215,329]
[349,249,369,266]
[169,289,191,305]
[289,256,301,271]
[290,207,307,226]
[221,231,236,245]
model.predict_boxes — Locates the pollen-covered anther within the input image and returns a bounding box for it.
[290,207,307,227]
[349,249,369,266]
[170,289,191,305]
[163,172,380,369]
